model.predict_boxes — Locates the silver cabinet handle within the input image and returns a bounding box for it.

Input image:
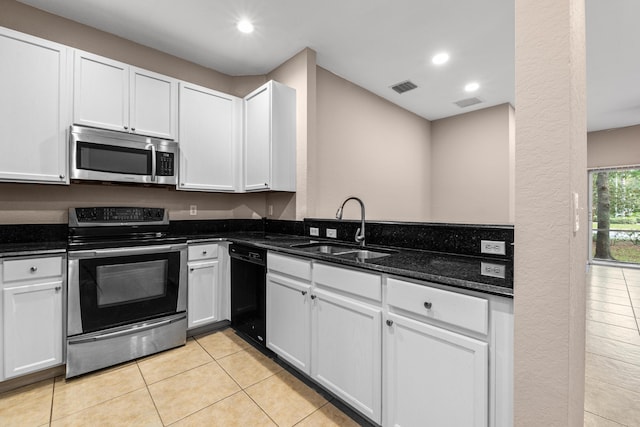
[55,286,62,292]
[59,174,65,179]
[124,126,128,130]
[310,294,317,300]
[386,319,394,326]
[301,290,307,296]
[150,144,157,182]
[202,250,207,255]
[424,301,433,310]
[30,266,38,273]
[190,268,194,272]
[131,127,136,131]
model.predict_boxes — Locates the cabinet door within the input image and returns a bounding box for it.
[311,288,382,424]
[244,85,271,191]
[179,83,241,192]
[187,260,219,329]
[130,67,177,139]
[3,280,63,379]
[385,312,489,427]
[0,28,69,184]
[266,273,310,374]
[74,51,129,132]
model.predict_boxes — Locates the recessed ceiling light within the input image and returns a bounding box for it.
[237,20,254,34]
[465,82,480,92]
[431,52,450,65]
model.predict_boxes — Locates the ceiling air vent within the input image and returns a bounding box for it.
[391,80,418,94]
[455,97,483,108]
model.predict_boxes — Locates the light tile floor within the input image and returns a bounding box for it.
[584,264,640,427]
[0,328,361,427]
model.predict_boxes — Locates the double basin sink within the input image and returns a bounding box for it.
[290,242,397,261]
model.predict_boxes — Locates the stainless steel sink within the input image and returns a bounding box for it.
[291,242,396,260]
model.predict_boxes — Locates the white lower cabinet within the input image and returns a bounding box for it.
[311,287,382,424]
[384,312,488,427]
[1,255,66,380]
[266,266,311,373]
[265,253,513,427]
[187,243,227,329]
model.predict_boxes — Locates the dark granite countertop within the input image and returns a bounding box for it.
[183,232,514,298]
[0,241,67,258]
[0,226,513,298]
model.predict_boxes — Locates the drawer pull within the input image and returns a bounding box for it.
[54,286,62,292]
[386,319,394,326]
[190,268,194,272]
[310,294,317,300]
[30,266,38,273]
[424,301,433,310]
[202,250,207,255]
[301,290,307,296]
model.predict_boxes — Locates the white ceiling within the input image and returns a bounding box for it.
[16,0,640,132]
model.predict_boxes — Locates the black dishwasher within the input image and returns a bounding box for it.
[230,244,267,347]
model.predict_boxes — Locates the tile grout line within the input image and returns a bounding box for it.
[584,409,629,427]
[48,376,56,427]
[174,337,279,426]
[621,269,640,335]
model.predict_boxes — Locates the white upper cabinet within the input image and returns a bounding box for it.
[244,80,296,192]
[130,67,178,139]
[0,27,70,184]
[178,82,242,192]
[74,50,178,140]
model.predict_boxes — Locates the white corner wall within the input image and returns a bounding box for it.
[430,104,515,224]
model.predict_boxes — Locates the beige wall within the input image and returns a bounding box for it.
[430,104,515,224]
[587,124,640,169]
[313,67,431,222]
[0,183,267,224]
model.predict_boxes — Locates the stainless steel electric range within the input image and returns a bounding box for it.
[66,207,187,378]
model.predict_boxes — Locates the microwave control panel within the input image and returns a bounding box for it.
[156,152,175,176]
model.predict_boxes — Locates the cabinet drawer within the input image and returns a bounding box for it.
[3,256,63,283]
[387,277,488,335]
[268,252,311,281]
[313,262,382,302]
[188,243,218,261]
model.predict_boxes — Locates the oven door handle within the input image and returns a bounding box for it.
[70,244,186,258]
[68,314,185,344]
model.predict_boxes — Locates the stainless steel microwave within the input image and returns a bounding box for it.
[69,125,178,186]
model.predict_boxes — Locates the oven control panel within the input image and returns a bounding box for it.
[71,207,166,224]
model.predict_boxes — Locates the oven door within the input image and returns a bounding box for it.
[68,244,187,336]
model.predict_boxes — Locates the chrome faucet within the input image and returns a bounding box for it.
[336,197,366,247]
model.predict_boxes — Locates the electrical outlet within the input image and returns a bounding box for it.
[189,205,197,216]
[481,262,506,279]
[326,228,337,238]
[481,240,506,255]
[309,227,319,237]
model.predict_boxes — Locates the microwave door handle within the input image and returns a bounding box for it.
[150,144,157,182]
